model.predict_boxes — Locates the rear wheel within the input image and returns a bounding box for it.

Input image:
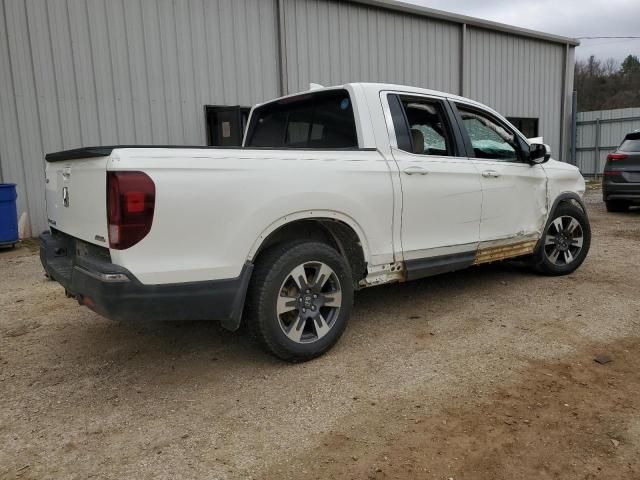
[532,203,591,276]
[606,199,629,212]
[246,241,353,362]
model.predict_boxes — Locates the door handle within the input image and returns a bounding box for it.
[403,166,429,175]
[482,170,500,178]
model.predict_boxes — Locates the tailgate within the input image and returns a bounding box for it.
[622,152,640,182]
[45,152,110,247]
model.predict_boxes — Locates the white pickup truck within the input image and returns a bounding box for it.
[41,83,591,361]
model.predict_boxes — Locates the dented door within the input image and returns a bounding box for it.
[452,102,548,245]
[473,161,548,242]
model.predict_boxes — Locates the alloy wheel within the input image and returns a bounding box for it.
[543,215,584,266]
[276,261,342,344]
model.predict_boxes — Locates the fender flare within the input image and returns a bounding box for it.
[548,192,587,216]
[223,211,372,333]
[535,192,588,253]
[246,209,372,264]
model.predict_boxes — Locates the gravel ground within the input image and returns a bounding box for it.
[1,188,639,480]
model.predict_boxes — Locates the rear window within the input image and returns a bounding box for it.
[620,138,640,152]
[246,89,358,149]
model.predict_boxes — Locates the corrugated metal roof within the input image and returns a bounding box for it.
[347,0,580,46]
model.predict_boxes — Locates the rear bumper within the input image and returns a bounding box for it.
[602,180,640,202]
[39,231,252,330]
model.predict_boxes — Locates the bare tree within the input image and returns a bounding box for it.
[574,54,640,111]
[604,58,619,76]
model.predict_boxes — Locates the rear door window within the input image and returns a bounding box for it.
[388,95,455,156]
[246,89,358,149]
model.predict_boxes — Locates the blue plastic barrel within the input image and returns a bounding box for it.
[0,183,19,246]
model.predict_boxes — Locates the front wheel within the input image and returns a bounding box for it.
[532,203,591,276]
[246,241,354,362]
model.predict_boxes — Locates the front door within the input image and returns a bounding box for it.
[453,103,548,245]
[386,94,482,262]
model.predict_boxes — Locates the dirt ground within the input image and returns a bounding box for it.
[1,188,639,480]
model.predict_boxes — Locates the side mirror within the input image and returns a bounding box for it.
[529,143,550,164]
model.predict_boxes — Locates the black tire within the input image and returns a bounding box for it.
[532,203,591,276]
[245,241,354,362]
[605,199,629,212]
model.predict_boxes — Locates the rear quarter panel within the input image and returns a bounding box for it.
[108,148,395,285]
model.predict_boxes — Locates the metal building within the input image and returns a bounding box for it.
[0,0,578,235]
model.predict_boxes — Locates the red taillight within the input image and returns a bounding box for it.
[125,191,146,213]
[107,171,155,250]
[607,153,627,161]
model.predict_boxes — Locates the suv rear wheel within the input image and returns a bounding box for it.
[532,203,591,276]
[246,241,354,362]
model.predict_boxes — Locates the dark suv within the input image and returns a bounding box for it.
[603,131,640,212]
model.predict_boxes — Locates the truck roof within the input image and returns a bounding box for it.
[262,82,492,114]
[256,82,487,108]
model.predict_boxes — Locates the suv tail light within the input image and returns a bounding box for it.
[107,171,155,250]
[607,153,627,161]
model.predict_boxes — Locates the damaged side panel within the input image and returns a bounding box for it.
[543,160,587,214]
[359,235,539,288]
[475,163,549,243]
[473,238,538,265]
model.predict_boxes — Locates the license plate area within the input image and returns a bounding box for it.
[74,237,111,262]
[623,172,640,183]
[75,239,90,257]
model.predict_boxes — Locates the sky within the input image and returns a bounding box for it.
[405,0,640,64]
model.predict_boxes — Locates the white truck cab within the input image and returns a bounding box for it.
[41,83,590,361]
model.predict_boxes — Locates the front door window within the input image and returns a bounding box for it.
[457,107,520,161]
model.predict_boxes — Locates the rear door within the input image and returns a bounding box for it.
[45,155,110,247]
[452,102,548,246]
[384,93,482,262]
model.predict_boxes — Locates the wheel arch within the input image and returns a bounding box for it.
[535,192,589,252]
[548,192,587,219]
[532,192,591,275]
[247,211,370,286]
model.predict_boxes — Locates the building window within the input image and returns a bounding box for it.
[506,117,539,139]
[205,106,251,147]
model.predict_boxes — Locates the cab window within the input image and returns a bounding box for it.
[389,95,455,156]
[246,89,358,149]
[457,105,520,161]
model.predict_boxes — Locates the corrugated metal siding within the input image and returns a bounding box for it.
[283,3,568,159]
[576,107,640,175]
[0,0,280,234]
[281,0,461,94]
[1,0,574,236]
[465,27,565,159]
[562,46,575,164]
